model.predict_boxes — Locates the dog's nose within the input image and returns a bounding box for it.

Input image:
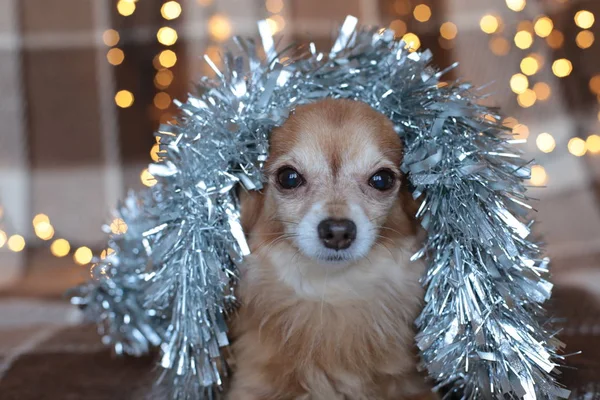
[318,219,357,250]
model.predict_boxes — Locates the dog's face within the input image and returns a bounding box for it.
[254,99,413,265]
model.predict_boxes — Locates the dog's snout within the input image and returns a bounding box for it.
[318,219,357,250]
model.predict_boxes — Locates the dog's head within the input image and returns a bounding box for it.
[242,99,417,266]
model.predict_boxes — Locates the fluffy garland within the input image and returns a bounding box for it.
[70,16,567,399]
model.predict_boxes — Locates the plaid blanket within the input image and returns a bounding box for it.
[0,285,598,400]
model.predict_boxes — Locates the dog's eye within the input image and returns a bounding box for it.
[277,167,304,189]
[369,169,396,191]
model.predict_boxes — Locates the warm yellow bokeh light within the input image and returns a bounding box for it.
[503,117,518,128]
[575,10,595,29]
[413,4,431,22]
[161,1,182,20]
[514,31,533,49]
[536,132,556,153]
[530,165,547,186]
[390,20,407,37]
[402,33,421,51]
[154,69,174,89]
[480,15,500,34]
[489,37,510,56]
[533,82,551,101]
[505,0,526,12]
[517,89,537,108]
[576,30,595,49]
[34,221,55,240]
[114,90,134,108]
[517,20,534,33]
[510,73,529,94]
[568,137,587,157]
[159,50,177,68]
[0,230,6,248]
[512,124,529,139]
[266,0,284,13]
[8,234,25,252]
[100,248,115,260]
[33,213,50,226]
[102,29,120,47]
[552,58,572,78]
[520,56,539,76]
[117,0,136,16]
[440,22,458,40]
[197,0,213,5]
[546,30,564,49]
[74,246,93,265]
[50,238,70,257]
[587,134,600,154]
[534,16,553,38]
[110,218,128,235]
[589,75,600,95]
[141,169,157,187]
[154,92,172,110]
[157,27,178,46]
[266,15,285,34]
[107,48,125,66]
[208,14,232,42]
[151,143,161,162]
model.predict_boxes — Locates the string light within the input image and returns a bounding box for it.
[154,92,172,110]
[265,0,283,13]
[552,58,572,78]
[574,10,595,29]
[208,14,232,42]
[161,1,182,20]
[530,165,547,186]
[533,16,553,38]
[568,137,587,156]
[587,134,600,154]
[533,82,551,101]
[520,56,539,75]
[114,90,134,108]
[517,89,536,108]
[50,238,70,257]
[141,169,157,187]
[0,230,6,248]
[576,30,594,49]
[102,29,120,46]
[546,30,564,49]
[116,0,136,16]
[514,30,533,49]
[34,221,54,240]
[505,0,526,12]
[33,213,50,226]
[157,27,178,46]
[510,73,529,94]
[390,20,407,37]
[480,15,500,34]
[402,33,421,51]
[110,218,128,235]
[8,234,25,252]
[536,132,556,153]
[158,50,177,68]
[489,36,510,55]
[413,4,431,22]
[512,123,529,139]
[394,0,411,16]
[74,246,93,265]
[151,143,161,162]
[107,48,125,66]
[440,22,458,40]
[155,69,174,89]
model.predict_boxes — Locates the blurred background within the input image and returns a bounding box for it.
[0,0,599,397]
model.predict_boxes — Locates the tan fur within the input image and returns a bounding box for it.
[229,99,433,400]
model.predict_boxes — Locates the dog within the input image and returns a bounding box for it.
[228,99,433,400]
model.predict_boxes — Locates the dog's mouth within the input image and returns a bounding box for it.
[319,251,355,264]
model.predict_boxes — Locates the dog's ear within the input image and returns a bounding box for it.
[238,187,265,235]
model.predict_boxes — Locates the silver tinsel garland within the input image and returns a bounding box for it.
[70,16,568,399]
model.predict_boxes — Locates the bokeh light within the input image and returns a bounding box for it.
[161,1,182,20]
[480,15,500,34]
[503,117,518,128]
[266,0,283,13]
[533,82,551,101]
[512,124,529,139]
[536,132,556,153]
[568,137,587,157]
[546,30,564,49]
[106,48,125,66]
[34,221,55,240]
[530,165,547,186]
[413,4,431,22]
[517,89,536,108]
[141,169,157,187]
[514,31,533,49]
[158,50,177,68]
[114,90,134,108]
[50,239,70,257]
[394,0,411,16]
[510,73,529,94]
[209,14,232,42]
[533,16,553,38]
[110,218,128,235]
[33,213,50,226]
[552,59,572,78]
[489,37,510,55]
[154,92,172,110]
[402,33,421,51]
[8,235,25,252]
[589,75,600,95]
[74,246,93,265]
[576,30,594,49]
[0,231,7,248]
[587,134,600,154]
[390,20,407,37]
[157,27,178,46]
[151,143,161,162]
[102,29,120,46]
[505,0,526,12]
[520,56,539,76]
[575,10,595,29]
[155,69,174,89]
[117,0,136,16]
[440,22,458,40]
[266,15,286,34]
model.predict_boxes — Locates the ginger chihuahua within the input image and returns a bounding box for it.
[229,99,432,400]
